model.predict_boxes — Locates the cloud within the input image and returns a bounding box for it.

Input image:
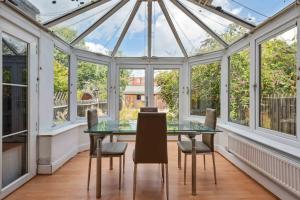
[85,42,109,55]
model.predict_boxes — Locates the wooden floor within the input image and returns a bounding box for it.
[5,142,277,200]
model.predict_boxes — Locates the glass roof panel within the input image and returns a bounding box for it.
[27,0,93,23]
[74,0,136,56]
[164,0,223,56]
[179,0,249,44]
[50,0,120,43]
[152,1,183,57]
[211,0,295,25]
[116,1,148,57]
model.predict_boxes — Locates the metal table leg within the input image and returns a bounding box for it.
[189,134,197,196]
[110,134,113,170]
[96,137,102,198]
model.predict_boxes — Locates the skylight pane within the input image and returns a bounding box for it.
[179,0,249,44]
[151,2,183,57]
[74,1,136,56]
[164,0,223,56]
[27,0,93,23]
[116,1,148,57]
[50,0,120,43]
[211,0,295,25]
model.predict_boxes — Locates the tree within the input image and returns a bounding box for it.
[155,70,179,121]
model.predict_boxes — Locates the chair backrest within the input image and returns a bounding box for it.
[140,107,158,112]
[202,108,217,151]
[134,112,168,164]
[87,109,98,156]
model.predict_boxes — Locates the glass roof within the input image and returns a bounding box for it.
[211,0,295,25]
[14,0,296,57]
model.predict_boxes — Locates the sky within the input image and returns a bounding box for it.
[27,0,295,57]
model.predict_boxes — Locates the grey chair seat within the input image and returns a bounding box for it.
[92,142,128,156]
[177,141,211,154]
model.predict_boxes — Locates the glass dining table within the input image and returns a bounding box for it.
[85,120,220,198]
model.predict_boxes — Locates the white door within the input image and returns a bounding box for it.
[0,24,38,198]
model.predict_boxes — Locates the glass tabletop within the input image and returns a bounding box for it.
[85,120,220,135]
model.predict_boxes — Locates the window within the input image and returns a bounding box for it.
[77,60,108,117]
[2,33,28,187]
[259,27,297,136]
[53,47,70,124]
[229,47,250,126]
[190,61,221,116]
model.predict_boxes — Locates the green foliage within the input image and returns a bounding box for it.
[77,61,108,100]
[261,38,297,96]
[54,48,69,93]
[155,71,179,121]
[191,62,221,116]
[229,48,250,125]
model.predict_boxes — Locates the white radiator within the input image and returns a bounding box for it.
[228,134,300,198]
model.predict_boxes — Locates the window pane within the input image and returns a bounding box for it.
[77,61,108,117]
[154,69,179,122]
[3,86,28,136]
[190,61,221,116]
[259,27,297,135]
[119,69,145,121]
[2,33,28,85]
[229,47,250,126]
[2,133,28,188]
[53,48,70,124]
[2,33,28,188]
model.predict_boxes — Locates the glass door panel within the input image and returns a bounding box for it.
[119,69,146,121]
[2,33,28,188]
[153,69,179,122]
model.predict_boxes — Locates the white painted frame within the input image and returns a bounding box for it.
[187,57,223,121]
[227,45,251,130]
[255,21,298,141]
[75,57,111,121]
[0,19,38,198]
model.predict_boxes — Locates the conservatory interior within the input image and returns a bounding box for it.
[0,0,300,199]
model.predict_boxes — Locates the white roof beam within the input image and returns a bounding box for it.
[187,0,255,30]
[43,0,111,28]
[170,0,228,48]
[71,0,129,46]
[158,0,188,57]
[112,0,142,57]
[148,0,152,58]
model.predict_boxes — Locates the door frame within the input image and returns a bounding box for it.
[0,20,38,198]
[115,64,182,121]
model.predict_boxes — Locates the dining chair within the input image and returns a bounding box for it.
[177,108,217,185]
[133,112,169,200]
[87,109,128,191]
[140,107,158,112]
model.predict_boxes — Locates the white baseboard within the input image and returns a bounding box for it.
[215,145,299,200]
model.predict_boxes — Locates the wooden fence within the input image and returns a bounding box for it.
[260,96,296,135]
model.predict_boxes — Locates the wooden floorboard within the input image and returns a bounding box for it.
[5,142,277,200]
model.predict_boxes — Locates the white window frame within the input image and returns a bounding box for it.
[255,20,299,142]
[52,46,71,127]
[188,58,222,121]
[75,57,111,121]
[227,45,251,128]
[0,23,38,198]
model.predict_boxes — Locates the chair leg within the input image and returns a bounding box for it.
[123,155,125,174]
[161,164,165,183]
[133,164,137,200]
[119,156,122,190]
[178,147,181,169]
[184,154,187,185]
[203,154,206,170]
[165,164,169,200]
[212,152,217,184]
[87,157,92,191]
